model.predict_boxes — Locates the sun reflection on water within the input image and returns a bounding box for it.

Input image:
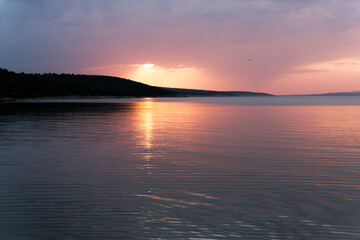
[143,103,153,159]
[138,101,154,174]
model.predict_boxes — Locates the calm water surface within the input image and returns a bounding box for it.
[1,97,360,239]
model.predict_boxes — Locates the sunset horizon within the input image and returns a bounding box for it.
[3,65,360,96]
[1,0,359,95]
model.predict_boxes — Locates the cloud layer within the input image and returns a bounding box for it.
[1,0,359,93]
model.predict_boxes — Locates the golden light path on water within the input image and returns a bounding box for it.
[140,100,153,170]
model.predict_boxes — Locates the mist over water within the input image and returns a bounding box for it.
[1,97,360,239]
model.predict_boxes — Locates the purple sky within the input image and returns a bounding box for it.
[1,0,359,94]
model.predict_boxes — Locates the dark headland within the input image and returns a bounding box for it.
[0,67,272,99]
[165,87,273,97]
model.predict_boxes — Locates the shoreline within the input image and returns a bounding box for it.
[1,94,277,103]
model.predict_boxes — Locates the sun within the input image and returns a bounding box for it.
[142,63,154,69]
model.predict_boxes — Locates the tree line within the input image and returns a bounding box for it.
[0,68,176,99]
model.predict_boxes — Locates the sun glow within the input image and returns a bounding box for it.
[142,64,154,69]
[129,63,205,89]
[83,63,207,90]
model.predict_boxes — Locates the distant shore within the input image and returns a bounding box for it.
[0,67,272,99]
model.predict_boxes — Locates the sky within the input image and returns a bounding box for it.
[0,0,359,94]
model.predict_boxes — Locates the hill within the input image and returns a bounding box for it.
[0,68,176,98]
[0,67,273,99]
[166,87,273,97]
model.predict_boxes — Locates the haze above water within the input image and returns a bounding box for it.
[1,97,360,239]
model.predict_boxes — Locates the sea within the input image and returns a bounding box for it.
[0,96,360,239]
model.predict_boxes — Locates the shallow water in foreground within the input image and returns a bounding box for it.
[1,97,360,239]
